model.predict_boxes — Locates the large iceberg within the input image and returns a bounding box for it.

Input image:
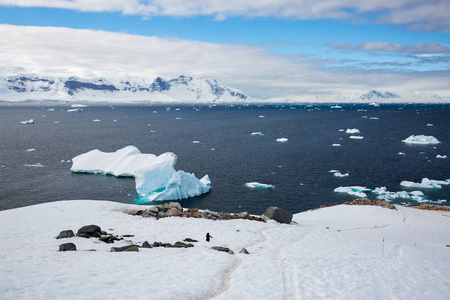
[400,178,450,189]
[71,146,211,202]
[402,135,441,145]
[334,186,371,198]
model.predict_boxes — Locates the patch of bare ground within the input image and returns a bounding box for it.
[320,198,396,209]
[411,204,450,211]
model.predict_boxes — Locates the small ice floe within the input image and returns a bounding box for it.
[373,187,428,202]
[330,105,342,109]
[334,186,371,198]
[210,148,215,151]
[175,117,182,120]
[53,121,60,124]
[93,119,101,122]
[251,132,264,136]
[333,172,349,178]
[398,152,406,155]
[259,115,265,118]
[370,117,379,120]
[402,135,441,145]
[400,178,450,189]
[193,141,200,144]
[47,108,55,111]
[436,155,447,159]
[71,104,87,108]
[362,116,368,118]
[332,144,341,147]
[338,129,345,132]
[24,163,43,167]
[245,182,275,189]
[26,148,37,152]
[276,138,288,142]
[369,102,379,107]
[427,124,433,127]
[346,128,360,134]
[349,136,364,139]
[67,108,83,112]
[329,170,340,173]
[20,119,34,124]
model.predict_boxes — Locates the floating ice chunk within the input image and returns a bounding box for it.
[338,129,345,132]
[349,136,364,139]
[24,163,43,167]
[333,172,349,177]
[329,170,339,173]
[436,155,447,159]
[373,187,427,201]
[47,108,55,111]
[26,148,37,152]
[402,135,441,145]
[251,132,264,136]
[175,117,182,120]
[400,178,449,189]
[193,141,200,144]
[370,117,379,120]
[259,115,265,118]
[398,152,406,155]
[334,186,371,198]
[20,119,34,124]
[67,108,83,112]
[245,182,275,189]
[362,116,368,119]
[53,121,60,124]
[426,124,433,127]
[346,129,360,134]
[93,119,101,122]
[276,138,288,142]
[71,146,210,202]
[332,144,341,147]
[71,104,87,108]
[330,105,342,109]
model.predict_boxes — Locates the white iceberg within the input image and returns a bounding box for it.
[276,138,288,142]
[373,187,427,202]
[400,178,450,189]
[332,144,341,147]
[334,186,371,198]
[346,128,360,134]
[71,146,211,202]
[436,155,447,159]
[333,172,349,178]
[26,148,37,152]
[251,132,264,136]
[349,135,364,139]
[20,119,34,124]
[67,108,83,112]
[245,182,275,189]
[402,135,441,145]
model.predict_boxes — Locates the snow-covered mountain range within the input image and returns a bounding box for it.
[0,75,249,103]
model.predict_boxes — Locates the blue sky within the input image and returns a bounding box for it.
[0,1,449,99]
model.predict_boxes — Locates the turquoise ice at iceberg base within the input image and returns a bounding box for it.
[70,146,211,203]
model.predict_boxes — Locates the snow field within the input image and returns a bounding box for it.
[1,201,449,299]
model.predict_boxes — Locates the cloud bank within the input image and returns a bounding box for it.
[1,25,449,99]
[1,0,449,32]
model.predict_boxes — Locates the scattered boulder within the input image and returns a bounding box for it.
[262,206,293,224]
[59,243,77,252]
[344,198,396,209]
[141,241,152,248]
[183,238,198,243]
[111,245,139,252]
[239,248,250,254]
[56,230,74,239]
[212,246,234,255]
[202,211,221,220]
[77,225,102,238]
[99,235,120,244]
[171,241,194,248]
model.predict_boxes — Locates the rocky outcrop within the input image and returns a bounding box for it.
[57,230,74,239]
[262,206,293,224]
[77,225,102,238]
[59,243,76,252]
[111,245,139,252]
[212,246,234,255]
[344,198,395,209]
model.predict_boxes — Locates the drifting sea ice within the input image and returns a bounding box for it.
[67,108,83,112]
[346,128,360,134]
[20,119,34,124]
[334,186,371,198]
[333,172,349,177]
[245,182,275,189]
[349,135,364,139]
[400,178,450,189]
[373,187,427,202]
[71,146,211,202]
[251,132,264,136]
[332,144,341,147]
[436,155,447,159]
[26,148,37,152]
[276,138,288,142]
[402,135,441,145]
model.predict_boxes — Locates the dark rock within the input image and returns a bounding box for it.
[59,243,76,251]
[184,238,198,243]
[77,225,102,238]
[141,241,152,248]
[239,248,250,254]
[202,211,221,220]
[262,206,293,224]
[99,235,120,243]
[344,198,396,209]
[212,246,234,255]
[56,230,74,239]
[111,245,139,252]
[172,241,194,248]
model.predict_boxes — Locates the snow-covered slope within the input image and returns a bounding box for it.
[0,200,449,299]
[0,75,249,103]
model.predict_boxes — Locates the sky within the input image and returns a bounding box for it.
[0,0,449,99]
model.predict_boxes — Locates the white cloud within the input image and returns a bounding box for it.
[0,25,449,99]
[331,41,450,54]
[1,0,450,32]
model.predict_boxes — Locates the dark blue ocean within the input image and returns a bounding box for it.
[0,103,449,214]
